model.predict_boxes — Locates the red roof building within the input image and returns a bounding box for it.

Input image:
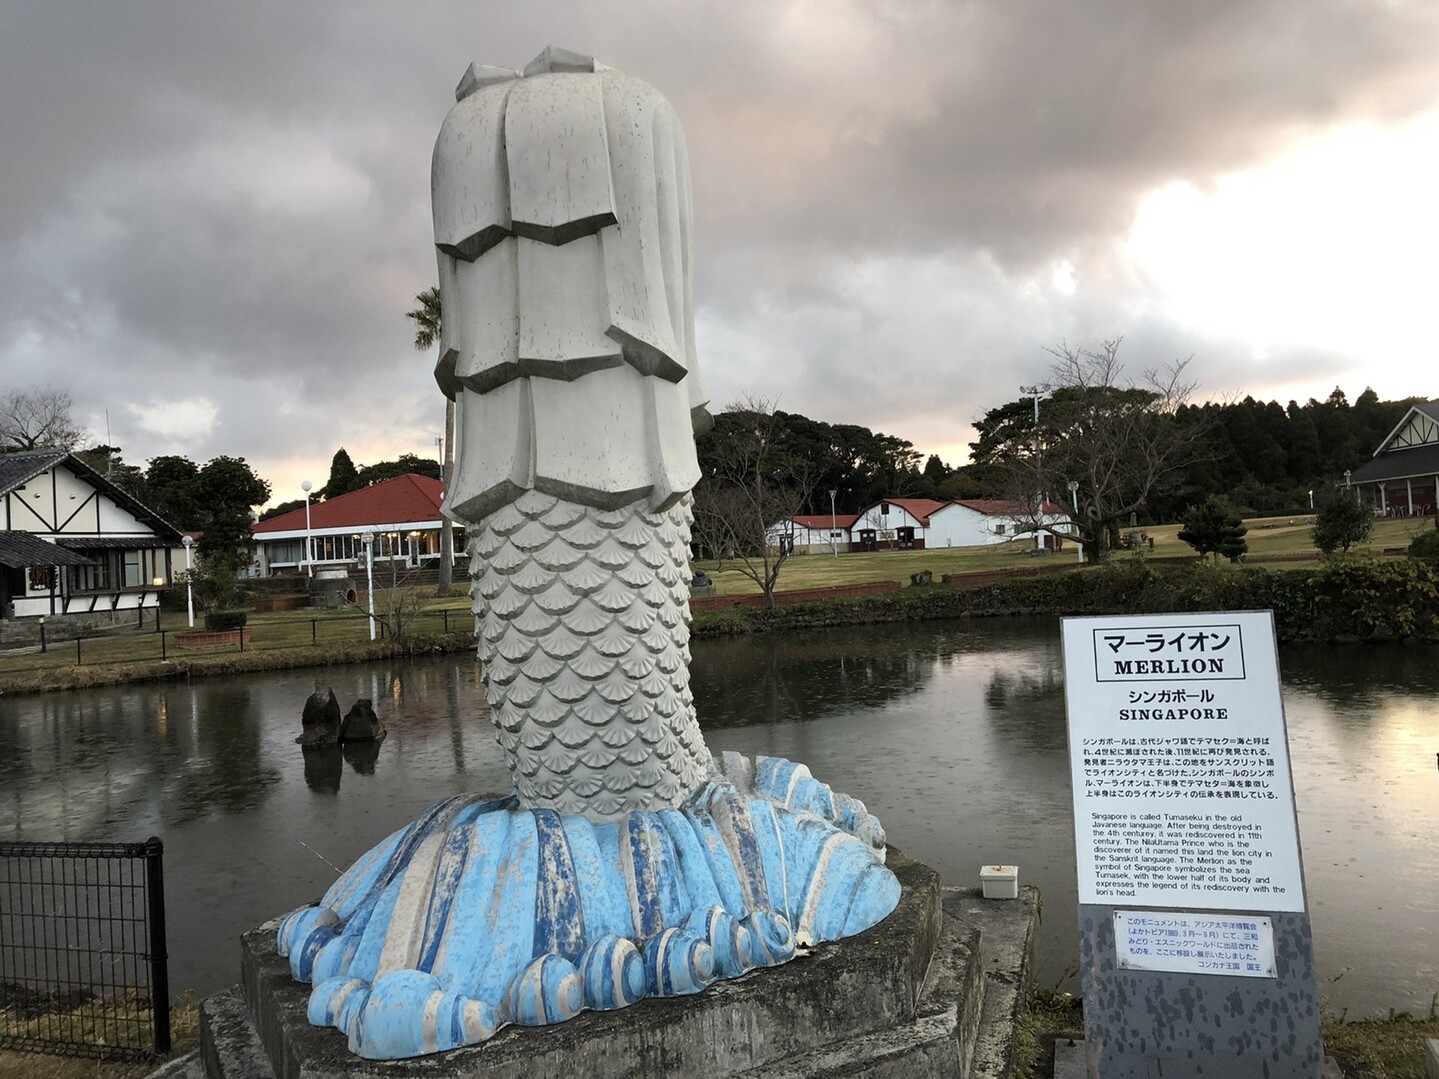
[251,474,452,576]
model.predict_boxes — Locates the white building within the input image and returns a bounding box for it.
[850,498,948,550]
[0,448,182,625]
[1348,400,1439,517]
[765,513,860,555]
[252,474,451,577]
[926,499,1077,548]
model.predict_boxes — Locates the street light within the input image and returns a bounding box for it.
[1021,383,1054,507]
[1019,383,1053,426]
[829,489,838,558]
[1066,480,1082,564]
[362,530,376,641]
[181,534,195,627]
[301,480,314,577]
[1308,489,1314,511]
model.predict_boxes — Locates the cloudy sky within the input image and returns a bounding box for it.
[3,1,1437,507]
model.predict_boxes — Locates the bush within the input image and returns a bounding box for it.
[1409,519,1439,563]
[204,609,248,632]
[1312,486,1373,555]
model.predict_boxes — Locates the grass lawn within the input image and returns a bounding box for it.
[696,513,1431,597]
[0,591,477,689]
[1,513,1429,689]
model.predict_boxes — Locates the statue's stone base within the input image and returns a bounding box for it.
[198,852,1036,1078]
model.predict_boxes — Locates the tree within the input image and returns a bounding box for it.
[1312,485,1373,555]
[259,497,306,522]
[355,453,441,487]
[692,397,815,607]
[1177,496,1248,562]
[72,444,146,498]
[406,286,454,592]
[975,339,1206,561]
[0,389,85,450]
[322,448,360,500]
[192,456,271,573]
[145,455,202,528]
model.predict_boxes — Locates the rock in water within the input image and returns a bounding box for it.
[340,699,386,743]
[297,689,341,747]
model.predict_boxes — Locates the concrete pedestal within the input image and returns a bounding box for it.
[198,852,1036,1078]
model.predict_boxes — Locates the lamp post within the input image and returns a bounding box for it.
[181,535,195,627]
[301,480,314,577]
[362,530,376,641]
[1308,489,1314,511]
[1020,383,1053,508]
[1067,480,1082,563]
[1020,383,1053,427]
[829,489,838,558]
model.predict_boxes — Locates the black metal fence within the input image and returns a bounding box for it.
[0,837,170,1061]
[0,605,474,676]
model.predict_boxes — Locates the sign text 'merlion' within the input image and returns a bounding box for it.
[1093,623,1246,682]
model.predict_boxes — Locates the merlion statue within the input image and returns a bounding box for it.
[275,47,900,1060]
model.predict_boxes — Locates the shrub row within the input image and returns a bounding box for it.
[691,559,1439,643]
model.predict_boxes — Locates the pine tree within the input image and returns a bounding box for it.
[322,448,360,500]
[1177,496,1248,563]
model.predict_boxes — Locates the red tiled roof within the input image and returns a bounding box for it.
[253,474,444,534]
[791,513,860,529]
[951,498,1068,517]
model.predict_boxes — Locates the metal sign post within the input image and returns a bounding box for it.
[1061,611,1325,1078]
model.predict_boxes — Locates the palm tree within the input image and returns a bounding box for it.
[406,288,454,592]
[405,288,441,350]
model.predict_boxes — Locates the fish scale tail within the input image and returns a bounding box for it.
[470,490,708,816]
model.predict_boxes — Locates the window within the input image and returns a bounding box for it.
[68,555,114,592]
[122,550,142,588]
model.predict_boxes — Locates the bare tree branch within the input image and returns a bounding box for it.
[0,389,86,451]
[991,339,1210,560]
[692,395,816,606]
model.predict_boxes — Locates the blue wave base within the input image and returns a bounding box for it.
[276,754,900,1060]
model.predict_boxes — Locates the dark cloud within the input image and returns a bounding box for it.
[1,0,1435,494]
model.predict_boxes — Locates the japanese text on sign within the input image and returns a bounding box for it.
[1093,623,1246,682]
[1114,910,1276,978]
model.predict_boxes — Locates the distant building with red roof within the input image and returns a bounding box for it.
[850,498,949,550]
[765,512,861,554]
[929,498,1075,548]
[767,495,1077,554]
[250,474,453,576]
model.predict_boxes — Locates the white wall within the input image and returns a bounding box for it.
[852,502,929,547]
[927,503,1078,548]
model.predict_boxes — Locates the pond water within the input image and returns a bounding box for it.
[1,616,1434,1017]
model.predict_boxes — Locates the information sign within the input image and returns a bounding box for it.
[1114,910,1276,978]
[1061,611,1325,1078]
[1062,611,1305,911]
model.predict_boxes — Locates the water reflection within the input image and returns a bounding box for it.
[303,747,343,795]
[342,741,382,776]
[0,627,1434,1016]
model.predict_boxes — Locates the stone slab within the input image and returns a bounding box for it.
[742,880,1024,1076]
[216,854,938,1078]
[958,887,1038,1079]
[1054,1040,1346,1079]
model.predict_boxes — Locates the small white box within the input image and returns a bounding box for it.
[980,865,1019,900]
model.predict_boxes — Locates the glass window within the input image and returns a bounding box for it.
[123,550,142,587]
